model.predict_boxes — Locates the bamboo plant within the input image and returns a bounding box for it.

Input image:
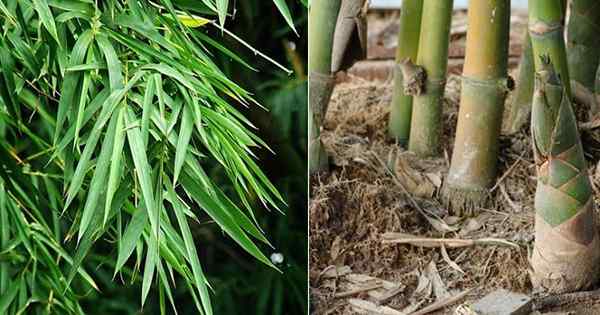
[506,32,535,134]
[566,0,600,98]
[388,0,424,144]
[529,58,600,293]
[0,0,299,314]
[331,0,367,73]
[444,0,510,211]
[309,0,342,174]
[407,0,453,156]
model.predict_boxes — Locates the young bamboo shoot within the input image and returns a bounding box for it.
[529,58,600,293]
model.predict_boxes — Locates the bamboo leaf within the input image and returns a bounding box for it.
[32,0,60,44]
[141,235,158,307]
[180,171,277,270]
[272,0,298,35]
[77,108,120,242]
[96,33,124,90]
[54,29,94,145]
[173,104,194,185]
[126,107,159,239]
[104,105,126,225]
[168,184,212,315]
[115,207,148,275]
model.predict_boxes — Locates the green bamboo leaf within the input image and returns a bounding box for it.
[141,235,157,307]
[77,108,120,242]
[216,0,227,27]
[32,0,60,44]
[180,171,277,270]
[96,33,124,90]
[54,29,94,145]
[114,207,148,275]
[63,72,144,211]
[272,0,298,35]
[125,107,159,239]
[173,104,193,185]
[141,77,156,147]
[0,281,18,313]
[168,185,212,315]
[104,105,126,225]
[74,69,91,148]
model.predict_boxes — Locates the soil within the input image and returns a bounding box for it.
[309,10,600,315]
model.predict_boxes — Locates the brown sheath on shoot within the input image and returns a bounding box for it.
[331,0,367,73]
[530,58,600,293]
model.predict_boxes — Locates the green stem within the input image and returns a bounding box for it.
[406,0,453,157]
[506,31,535,134]
[566,0,600,92]
[309,0,341,174]
[529,0,570,97]
[444,0,510,212]
[388,0,423,143]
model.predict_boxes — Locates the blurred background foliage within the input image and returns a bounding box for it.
[77,1,308,314]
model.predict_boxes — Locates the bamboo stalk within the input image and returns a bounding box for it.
[506,31,534,134]
[529,58,600,294]
[407,0,453,157]
[309,0,342,174]
[528,0,570,97]
[444,0,511,212]
[566,0,600,94]
[387,0,423,144]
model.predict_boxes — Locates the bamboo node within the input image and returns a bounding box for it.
[529,20,562,36]
[398,58,426,96]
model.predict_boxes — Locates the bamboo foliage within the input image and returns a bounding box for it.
[388,0,423,143]
[529,58,600,293]
[0,0,297,314]
[444,0,511,211]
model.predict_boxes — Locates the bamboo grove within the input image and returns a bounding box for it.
[0,0,302,314]
[309,0,600,293]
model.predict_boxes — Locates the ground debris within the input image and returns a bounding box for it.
[471,289,531,315]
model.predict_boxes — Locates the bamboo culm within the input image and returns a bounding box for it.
[506,31,534,134]
[308,0,342,174]
[406,0,453,157]
[388,0,423,144]
[566,0,600,94]
[444,0,511,213]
